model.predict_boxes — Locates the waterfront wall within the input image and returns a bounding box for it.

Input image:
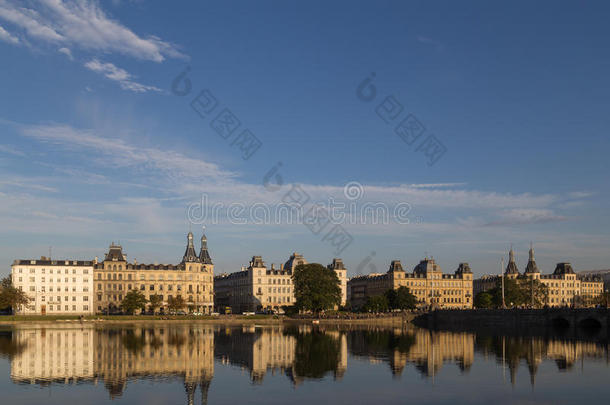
[419,308,610,338]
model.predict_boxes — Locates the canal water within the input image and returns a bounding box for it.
[0,322,608,404]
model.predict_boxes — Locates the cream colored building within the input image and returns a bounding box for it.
[348,258,473,310]
[10,258,94,315]
[10,324,95,384]
[214,253,348,313]
[93,231,214,314]
[10,324,214,402]
[474,245,604,307]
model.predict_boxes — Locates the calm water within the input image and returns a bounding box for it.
[0,322,609,404]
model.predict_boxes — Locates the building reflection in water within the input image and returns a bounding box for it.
[2,323,609,402]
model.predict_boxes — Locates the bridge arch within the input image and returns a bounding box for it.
[578,317,602,330]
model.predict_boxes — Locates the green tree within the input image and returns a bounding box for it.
[596,292,610,308]
[289,329,341,379]
[292,263,341,312]
[392,286,417,310]
[488,277,549,308]
[474,291,493,309]
[363,295,389,312]
[168,295,186,313]
[0,277,29,313]
[148,294,163,314]
[120,290,148,314]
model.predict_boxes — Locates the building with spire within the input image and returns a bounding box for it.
[347,257,473,310]
[504,246,520,279]
[93,231,214,314]
[473,244,604,307]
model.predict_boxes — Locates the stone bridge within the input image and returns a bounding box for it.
[420,308,610,338]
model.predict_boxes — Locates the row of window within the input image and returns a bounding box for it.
[23,286,89,292]
[16,268,89,274]
[98,273,212,281]
[97,283,205,292]
[99,294,209,302]
[19,277,89,283]
[38,296,89,302]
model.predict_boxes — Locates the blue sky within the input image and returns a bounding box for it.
[0,0,609,278]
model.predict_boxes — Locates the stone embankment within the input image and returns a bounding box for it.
[416,308,610,339]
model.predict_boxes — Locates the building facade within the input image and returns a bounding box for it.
[214,253,348,313]
[10,258,94,315]
[473,245,604,307]
[348,258,473,310]
[93,231,214,314]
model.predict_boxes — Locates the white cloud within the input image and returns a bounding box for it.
[20,123,237,185]
[84,58,161,93]
[0,144,25,156]
[0,0,185,61]
[0,23,18,44]
[57,46,72,59]
[485,208,567,226]
[408,183,466,189]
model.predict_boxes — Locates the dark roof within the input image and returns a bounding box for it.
[104,244,126,262]
[414,258,440,274]
[328,258,345,270]
[13,259,93,266]
[455,263,472,274]
[284,253,307,272]
[199,234,213,264]
[182,232,200,263]
[524,259,540,274]
[249,256,266,268]
[553,262,575,275]
[387,260,404,273]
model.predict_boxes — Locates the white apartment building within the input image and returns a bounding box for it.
[11,257,95,315]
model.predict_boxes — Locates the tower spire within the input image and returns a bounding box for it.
[505,244,519,276]
[199,226,213,264]
[524,242,539,274]
[182,229,199,263]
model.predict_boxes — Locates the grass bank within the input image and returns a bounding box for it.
[0,313,415,326]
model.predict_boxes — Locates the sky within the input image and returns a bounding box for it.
[0,0,609,278]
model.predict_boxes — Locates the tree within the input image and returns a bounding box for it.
[474,291,493,309]
[488,277,549,308]
[120,290,148,314]
[168,295,186,313]
[596,292,610,308]
[0,277,29,313]
[148,294,163,314]
[292,263,341,312]
[363,295,389,312]
[389,287,417,310]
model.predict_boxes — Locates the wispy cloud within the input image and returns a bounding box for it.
[408,183,466,189]
[84,58,161,93]
[0,23,18,44]
[57,46,72,60]
[0,144,25,156]
[485,208,567,226]
[0,0,186,61]
[19,123,237,185]
[417,35,443,51]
